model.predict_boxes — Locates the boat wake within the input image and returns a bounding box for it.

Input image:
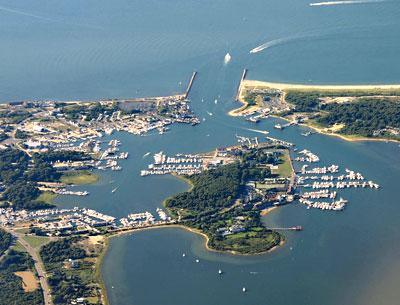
[0,5,102,29]
[250,37,290,54]
[249,23,370,54]
[244,128,269,135]
[309,0,386,6]
[0,5,55,22]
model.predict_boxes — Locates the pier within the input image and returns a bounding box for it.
[267,226,303,231]
[235,68,248,101]
[184,71,197,99]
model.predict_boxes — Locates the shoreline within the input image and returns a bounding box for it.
[98,220,286,302]
[229,79,400,144]
[273,114,400,144]
[96,237,110,305]
[239,79,400,91]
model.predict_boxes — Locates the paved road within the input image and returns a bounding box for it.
[4,228,53,305]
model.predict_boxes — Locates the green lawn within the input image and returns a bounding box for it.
[213,230,281,254]
[22,236,51,249]
[14,228,30,234]
[36,192,58,205]
[273,150,293,178]
[255,182,287,190]
[60,170,99,185]
[12,241,27,252]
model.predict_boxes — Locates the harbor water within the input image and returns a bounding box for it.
[1,0,400,304]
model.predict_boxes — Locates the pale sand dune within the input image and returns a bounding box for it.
[241,79,400,91]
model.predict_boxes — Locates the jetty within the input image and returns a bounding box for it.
[184,71,197,99]
[235,69,248,101]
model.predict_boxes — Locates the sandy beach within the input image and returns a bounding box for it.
[240,79,400,91]
[228,79,400,143]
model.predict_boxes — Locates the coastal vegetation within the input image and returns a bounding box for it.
[0,148,93,210]
[0,110,31,125]
[165,147,287,255]
[235,80,400,141]
[60,102,118,121]
[0,229,13,256]
[0,242,44,305]
[35,192,58,205]
[40,237,104,305]
[316,99,400,138]
[284,91,400,139]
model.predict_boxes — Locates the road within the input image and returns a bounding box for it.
[4,228,53,305]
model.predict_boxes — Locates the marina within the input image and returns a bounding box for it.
[0,205,175,236]
[140,147,239,177]
[296,158,380,211]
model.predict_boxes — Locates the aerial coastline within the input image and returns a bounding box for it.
[0,71,385,304]
[229,77,400,142]
[237,79,400,91]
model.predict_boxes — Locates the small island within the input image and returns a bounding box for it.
[163,142,296,255]
[230,75,400,142]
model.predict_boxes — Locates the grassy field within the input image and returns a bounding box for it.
[14,228,29,234]
[12,241,27,252]
[273,150,293,178]
[36,191,57,205]
[255,182,287,190]
[214,228,282,254]
[22,236,51,249]
[61,170,99,185]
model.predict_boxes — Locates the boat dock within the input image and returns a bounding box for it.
[235,68,248,101]
[268,226,303,231]
[265,136,294,147]
[184,71,197,99]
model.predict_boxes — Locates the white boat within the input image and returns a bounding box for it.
[111,187,118,193]
[218,269,222,274]
[224,52,232,64]
[195,259,200,263]
[182,253,186,257]
[242,287,246,292]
